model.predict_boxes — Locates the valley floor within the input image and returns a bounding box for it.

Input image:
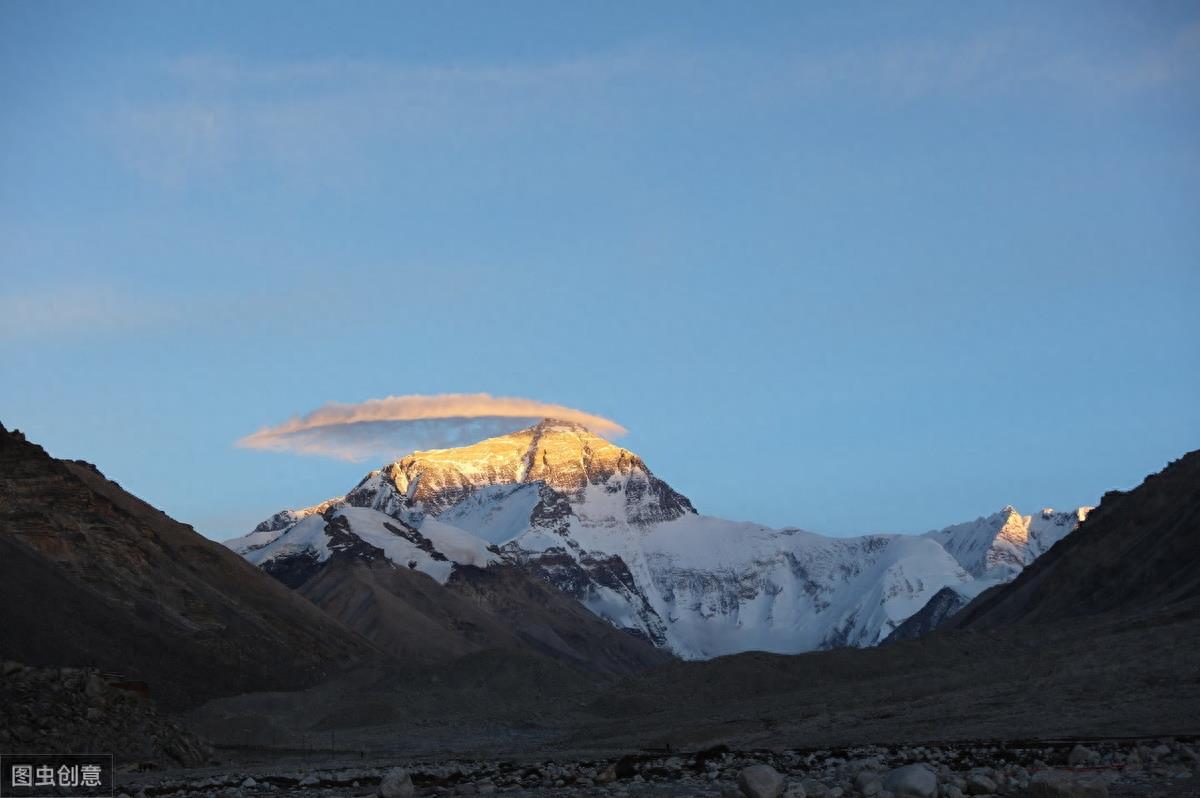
[184,610,1200,761]
[116,738,1200,798]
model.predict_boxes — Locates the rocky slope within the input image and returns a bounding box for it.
[245,504,671,673]
[951,448,1200,630]
[0,661,210,765]
[0,423,376,709]
[230,419,1090,658]
[880,586,972,643]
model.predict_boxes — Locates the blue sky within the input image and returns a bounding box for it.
[2,1,1198,539]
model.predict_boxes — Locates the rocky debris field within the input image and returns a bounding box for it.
[0,661,210,766]
[114,739,1199,798]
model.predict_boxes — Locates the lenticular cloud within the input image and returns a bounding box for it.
[236,393,627,462]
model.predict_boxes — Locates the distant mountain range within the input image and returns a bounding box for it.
[227,419,1091,658]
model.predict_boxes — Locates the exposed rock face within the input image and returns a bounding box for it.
[0,422,374,709]
[882,586,971,643]
[229,499,671,672]
[230,419,1092,659]
[0,661,210,765]
[291,547,673,673]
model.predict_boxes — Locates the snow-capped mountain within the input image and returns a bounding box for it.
[924,506,1091,581]
[226,419,1090,659]
[243,504,499,587]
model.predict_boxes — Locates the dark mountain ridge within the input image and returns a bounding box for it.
[951,449,1200,630]
[282,513,673,674]
[0,422,378,709]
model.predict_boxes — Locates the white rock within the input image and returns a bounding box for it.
[738,765,785,798]
[882,764,938,798]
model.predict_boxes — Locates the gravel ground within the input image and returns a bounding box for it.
[115,737,1200,798]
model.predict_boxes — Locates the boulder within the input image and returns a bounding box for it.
[966,773,997,794]
[882,764,938,798]
[801,779,828,797]
[1067,746,1097,767]
[738,764,785,798]
[855,770,882,796]
[378,768,414,798]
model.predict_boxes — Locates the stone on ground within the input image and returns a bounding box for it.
[1030,770,1108,798]
[1067,745,1098,767]
[378,767,415,798]
[882,764,938,798]
[738,764,785,798]
[966,772,997,794]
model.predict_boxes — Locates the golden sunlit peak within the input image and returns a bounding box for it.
[528,417,594,434]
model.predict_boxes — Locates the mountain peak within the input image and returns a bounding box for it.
[528,417,594,435]
[328,414,697,527]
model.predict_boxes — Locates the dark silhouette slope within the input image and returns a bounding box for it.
[271,524,674,674]
[0,423,377,709]
[950,449,1200,630]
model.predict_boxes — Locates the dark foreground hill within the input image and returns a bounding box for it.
[950,449,1200,630]
[0,423,377,709]
[292,548,672,674]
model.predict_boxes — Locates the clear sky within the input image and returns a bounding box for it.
[2,1,1198,540]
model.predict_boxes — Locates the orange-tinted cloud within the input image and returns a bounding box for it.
[237,393,627,461]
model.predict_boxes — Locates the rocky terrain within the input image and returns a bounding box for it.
[882,587,971,644]
[0,423,378,710]
[113,738,1200,797]
[0,661,209,766]
[290,544,673,673]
